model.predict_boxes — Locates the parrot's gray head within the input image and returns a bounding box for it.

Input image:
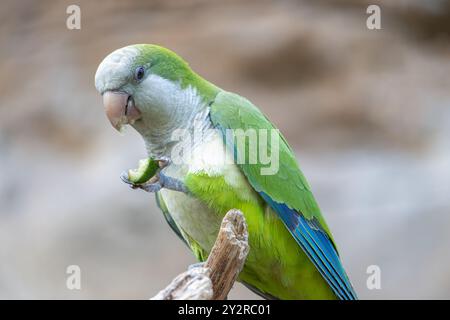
[95,44,216,155]
[95,45,143,131]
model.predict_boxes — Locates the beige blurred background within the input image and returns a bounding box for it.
[1,0,450,299]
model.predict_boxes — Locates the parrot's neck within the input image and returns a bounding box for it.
[144,106,214,159]
[131,75,216,159]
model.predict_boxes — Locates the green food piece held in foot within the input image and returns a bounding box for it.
[127,158,159,184]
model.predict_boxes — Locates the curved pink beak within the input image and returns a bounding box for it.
[102,91,141,131]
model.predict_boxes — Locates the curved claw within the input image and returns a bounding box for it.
[120,171,148,190]
[120,171,133,185]
[157,156,171,169]
[120,171,141,190]
[188,262,205,270]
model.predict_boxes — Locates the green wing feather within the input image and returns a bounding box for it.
[209,91,333,239]
[209,91,357,300]
[155,192,186,245]
[155,192,209,262]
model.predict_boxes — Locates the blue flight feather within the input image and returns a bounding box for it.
[260,192,357,300]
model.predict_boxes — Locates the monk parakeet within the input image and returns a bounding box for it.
[95,44,357,300]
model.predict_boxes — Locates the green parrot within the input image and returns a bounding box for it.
[95,44,357,300]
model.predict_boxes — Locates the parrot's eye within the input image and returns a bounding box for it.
[134,66,145,81]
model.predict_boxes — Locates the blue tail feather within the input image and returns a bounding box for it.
[260,192,357,300]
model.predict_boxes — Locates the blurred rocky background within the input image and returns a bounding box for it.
[1,0,449,299]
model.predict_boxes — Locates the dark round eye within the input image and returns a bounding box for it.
[135,66,145,81]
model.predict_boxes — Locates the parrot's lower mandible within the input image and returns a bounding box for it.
[95,44,357,300]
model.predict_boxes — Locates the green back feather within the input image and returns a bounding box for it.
[209,91,335,244]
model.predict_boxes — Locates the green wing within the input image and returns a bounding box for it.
[155,192,209,262]
[155,192,186,245]
[209,91,357,300]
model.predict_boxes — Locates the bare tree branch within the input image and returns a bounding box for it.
[151,209,249,300]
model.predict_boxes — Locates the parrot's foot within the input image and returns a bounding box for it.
[120,168,189,194]
[188,262,205,270]
[157,156,171,169]
[120,171,162,192]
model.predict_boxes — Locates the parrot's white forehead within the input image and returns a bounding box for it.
[95,46,140,94]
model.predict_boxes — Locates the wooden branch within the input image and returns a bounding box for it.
[151,209,249,300]
[205,209,249,299]
[151,267,213,300]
